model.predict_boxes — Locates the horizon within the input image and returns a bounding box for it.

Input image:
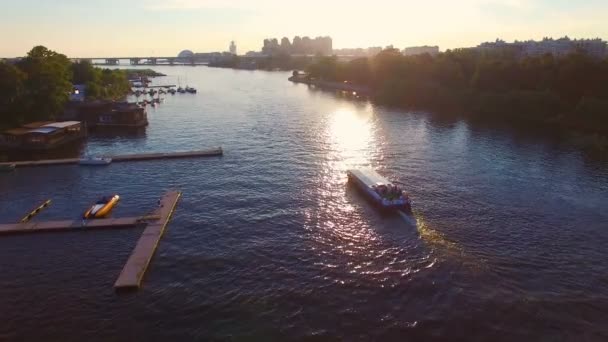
[1,0,608,58]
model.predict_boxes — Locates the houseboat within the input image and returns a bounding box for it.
[347,168,412,213]
[0,121,86,151]
[63,101,148,129]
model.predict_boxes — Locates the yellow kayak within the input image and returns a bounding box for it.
[83,194,120,219]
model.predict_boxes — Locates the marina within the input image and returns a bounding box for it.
[0,191,178,237]
[0,191,182,292]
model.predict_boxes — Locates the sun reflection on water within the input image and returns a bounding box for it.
[303,103,436,286]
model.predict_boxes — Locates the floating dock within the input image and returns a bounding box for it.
[0,147,222,168]
[0,217,143,236]
[114,190,181,291]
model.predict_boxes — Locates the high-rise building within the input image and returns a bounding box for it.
[229,41,237,55]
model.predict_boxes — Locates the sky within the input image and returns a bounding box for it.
[0,0,607,57]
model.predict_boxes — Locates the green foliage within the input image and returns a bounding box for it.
[0,46,132,129]
[123,69,166,77]
[0,62,26,127]
[306,47,608,134]
[72,60,130,100]
[17,46,73,122]
[568,97,608,132]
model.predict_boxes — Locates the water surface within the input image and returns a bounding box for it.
[1,66,607,341]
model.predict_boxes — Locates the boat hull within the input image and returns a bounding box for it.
[347,168,412,212]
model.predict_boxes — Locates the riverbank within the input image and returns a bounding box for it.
[288,74,371,96]
[124,69,166,78]
[303,51,608,151]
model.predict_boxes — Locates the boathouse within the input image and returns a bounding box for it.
[64,101,148,129]
[0,121,86,150]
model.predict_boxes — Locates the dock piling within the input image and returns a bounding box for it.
[19,199,52,223]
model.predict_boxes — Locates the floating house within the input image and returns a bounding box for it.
[0,121,86,150]
[64,101,148,129]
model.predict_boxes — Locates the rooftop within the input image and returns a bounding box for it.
[3,128,30,136]
[22,121,55,129]
[44,121,81,128]
[28,127,59,134]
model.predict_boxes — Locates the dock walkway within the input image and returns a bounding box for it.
[114,190,181,291]
[0,147,222,168]
[0,217,143,236]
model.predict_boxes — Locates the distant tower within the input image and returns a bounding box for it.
[229,41,237,55]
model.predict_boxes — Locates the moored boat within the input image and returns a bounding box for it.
[79,157,112,166]
[347,168,412,213]
[83,194,120,219]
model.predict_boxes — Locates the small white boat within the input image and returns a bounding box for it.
[347,168,412,212]
[79,157,112,166]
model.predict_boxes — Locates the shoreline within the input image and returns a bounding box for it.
[287,75,608,152]
[288,75,372,96]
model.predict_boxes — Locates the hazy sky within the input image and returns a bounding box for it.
[1,0,607,57]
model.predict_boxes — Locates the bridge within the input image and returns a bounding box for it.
[72,56,211,66]
[70,54,351,66]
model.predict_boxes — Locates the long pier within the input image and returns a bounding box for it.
[0,217,143,236]
[0,147,223,168]
[114,190,181,291]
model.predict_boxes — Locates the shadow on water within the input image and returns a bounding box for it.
[89,127,148,139]
[0,141,86,162]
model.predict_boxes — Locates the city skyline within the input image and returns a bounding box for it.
[1,0,608,57]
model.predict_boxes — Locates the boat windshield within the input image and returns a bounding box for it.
[96,197,109,204]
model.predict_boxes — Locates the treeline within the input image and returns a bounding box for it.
[209,54,313,71]
[0,46,130,128]
[305,48,608,134]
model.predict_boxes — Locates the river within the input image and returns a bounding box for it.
[1,66,607,341]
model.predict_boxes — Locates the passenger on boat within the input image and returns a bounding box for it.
[375,184,388,197]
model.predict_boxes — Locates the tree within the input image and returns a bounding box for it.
[72,60,97,85]
[0,62,26,127]
[17,46,72,122]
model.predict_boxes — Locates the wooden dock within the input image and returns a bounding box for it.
[0,217,143,236]
[0,147,222,168]
[114,190,181,291]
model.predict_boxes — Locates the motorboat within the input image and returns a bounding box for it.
[347,168,412,213]
[185,86,197,94]
[79,156,112,166]
[83,194,120,219]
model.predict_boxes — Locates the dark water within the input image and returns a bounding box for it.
[1,67,607,341]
